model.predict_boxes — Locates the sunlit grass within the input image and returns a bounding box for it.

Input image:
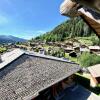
[65,53,79,63]
[0,47,7,53]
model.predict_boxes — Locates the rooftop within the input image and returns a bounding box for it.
[89,46,100,50]
[0,49,24,69]
[88,64,100,78]
[0,49,80,100]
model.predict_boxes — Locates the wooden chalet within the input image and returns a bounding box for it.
[63,47,74,53]
[89,46,100,52]
[88,64,100,87]
[0,49,80,100]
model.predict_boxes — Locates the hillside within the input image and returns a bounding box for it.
[34,17,96,42]
[0,35,26,44]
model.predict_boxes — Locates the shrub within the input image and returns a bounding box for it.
[90,36,100,45]
[51,48,65,58]
[0,47,7,53]
[79,52,100,67]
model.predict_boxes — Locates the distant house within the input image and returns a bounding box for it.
[63,47,74,53]
[32,46,37,49]
[65,42,73,48]
[47,42,54,46]
[4,43,16,49]
[40,42,45,46]
[89,46,100,52]
[80,45,90,53]
[80,47,90,53]
[88,64,100,87]
[37,45,43,50]
[30,43,37,47]
[73,47,80,53]
[54,42,62,47]
[60,43,66,48]
[0,49,80,100]
[39,48,46,55]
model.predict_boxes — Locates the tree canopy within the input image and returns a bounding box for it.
[34,17,96,42]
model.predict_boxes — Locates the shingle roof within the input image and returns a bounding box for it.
[0,49,24,69]
[88,64,100,78]
[0,49,80,100]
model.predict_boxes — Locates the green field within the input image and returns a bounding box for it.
[76,36,100,46]
[65,53,79,63]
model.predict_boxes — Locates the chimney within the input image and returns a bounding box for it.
[0,55,2,63]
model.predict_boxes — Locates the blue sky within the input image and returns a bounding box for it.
[0,0,67,39]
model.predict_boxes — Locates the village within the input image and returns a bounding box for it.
[0,37,100,100]
[0,0,100,100]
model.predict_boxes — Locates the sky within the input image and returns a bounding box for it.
[0,0,67,39]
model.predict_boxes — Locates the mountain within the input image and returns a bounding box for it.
[0,35,26,44]
[34,17,95,42]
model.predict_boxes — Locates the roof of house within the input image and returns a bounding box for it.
[0,49,80,100]
[63,47,74,51]
[89,46,100,50]
[88,64,100,78]
[0,49,24,69]
[80,48,90,52]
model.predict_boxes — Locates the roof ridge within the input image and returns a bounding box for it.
[25,51,79,65]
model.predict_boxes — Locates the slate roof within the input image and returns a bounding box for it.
[0,49,80,100]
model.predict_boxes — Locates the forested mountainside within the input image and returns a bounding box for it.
[34,17,95,42]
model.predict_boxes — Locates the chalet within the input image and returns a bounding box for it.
[16,45,32,51]
[60,43,66,48]
[54,42,62,47]
[40,42,45,46]
[88,64,100,87]
[80,47,90,53]
[39,48,46,55]
[47,42,54,46]
[0,49,81,100]
[89,46,100,52]
[30,43,37,47]
[37,45,43,50]
[65,42,73,48]
[73,46,80,53]
[73,42,80,47]
[32,47,37,51]
[3,43,16,50]
[63,47,74,53]
[80,45,90,53]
